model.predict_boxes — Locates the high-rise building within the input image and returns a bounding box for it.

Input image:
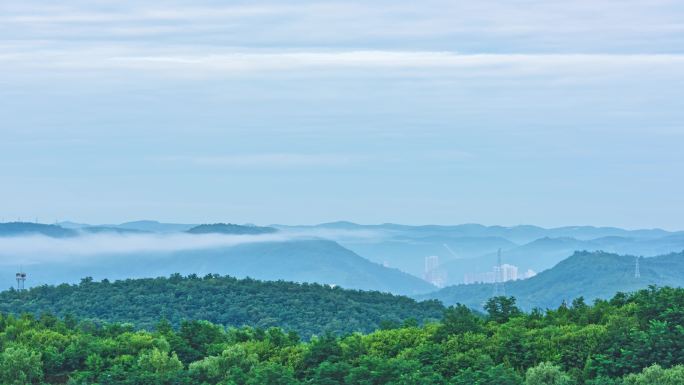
[463,264,529,285]
[425,255,439,273]
[424,256,447,287]
[500,264,518,282]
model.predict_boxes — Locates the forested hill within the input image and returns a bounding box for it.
[0,274,444,338]
[2,287,684,384]
[422,250,684,309]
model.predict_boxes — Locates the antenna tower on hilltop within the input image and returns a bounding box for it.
[16,267,26,291]
[635,256,641,279]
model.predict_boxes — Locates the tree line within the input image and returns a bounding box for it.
[1,286,684,384]
[0,274,444,338]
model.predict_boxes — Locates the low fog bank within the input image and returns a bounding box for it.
[0,228,384,266]
[0,228,405,291]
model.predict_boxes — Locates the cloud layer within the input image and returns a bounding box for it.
[0,229,384,265]
[2,1,682,53]
[1,0,683,229]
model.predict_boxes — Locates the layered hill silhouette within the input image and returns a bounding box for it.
[3,236,435,295]
[421,250,684,310]
[4,221,684,292]
[439,235,684,286]
[278,222,684,284]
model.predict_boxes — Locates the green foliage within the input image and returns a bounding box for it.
[485,296,522,323]
[433,304,483,341]
[623,364,684,385]
[525,362,574,385]
[0,274,443,338]
[0,346,43,385]
[451,364,523,385]
[0,286,683,384]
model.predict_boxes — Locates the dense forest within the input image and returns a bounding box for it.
[1,286,683,384]
[0,274,443,337]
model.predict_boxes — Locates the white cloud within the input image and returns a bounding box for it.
[0,233,285,263]
[0,228,384,265]
[1,0,682,54]
[3,2,682,37]
[3,47,684,79]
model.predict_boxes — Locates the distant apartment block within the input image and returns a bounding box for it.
[463,264,536,285]
[424,255,447,288]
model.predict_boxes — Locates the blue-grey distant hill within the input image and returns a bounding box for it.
[0,222,77,238]
[420,250,684,310]
[6,220,684,290]
[439,235,684,286]
[60,220,198,233]
[276,222,684,285]
[113,220,198,233]
[4,239,435,295]
[283,222,674,243]
[187,223,277,235]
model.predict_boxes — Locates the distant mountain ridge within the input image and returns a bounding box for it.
[187,223,277,235]
[3,239,435,295]
[278,222,678,243]
[439,235,684,286]
[275,222,684,284]
[0,222,77,238]
[420,250,684,310]
[5,221,684,289]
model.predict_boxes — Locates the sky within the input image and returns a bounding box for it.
[1,0,683,229]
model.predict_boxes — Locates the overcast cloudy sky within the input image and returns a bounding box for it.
[1,0,683,229]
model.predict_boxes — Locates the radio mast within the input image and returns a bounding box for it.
[16,267,26,291]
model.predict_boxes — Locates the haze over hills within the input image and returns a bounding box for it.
[0,223,435,295]
[439,234,684,286]
[3,221,683,292]
[421,250,684,310]
[277,222,684,285]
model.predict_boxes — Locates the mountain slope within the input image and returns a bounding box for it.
[10,239,435,295]
[278,222,682,282]
[0,274,444,337]
[341,235,518,279]
[421,250,684,310]
[0,222,77,238]
[440,235,684,286]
